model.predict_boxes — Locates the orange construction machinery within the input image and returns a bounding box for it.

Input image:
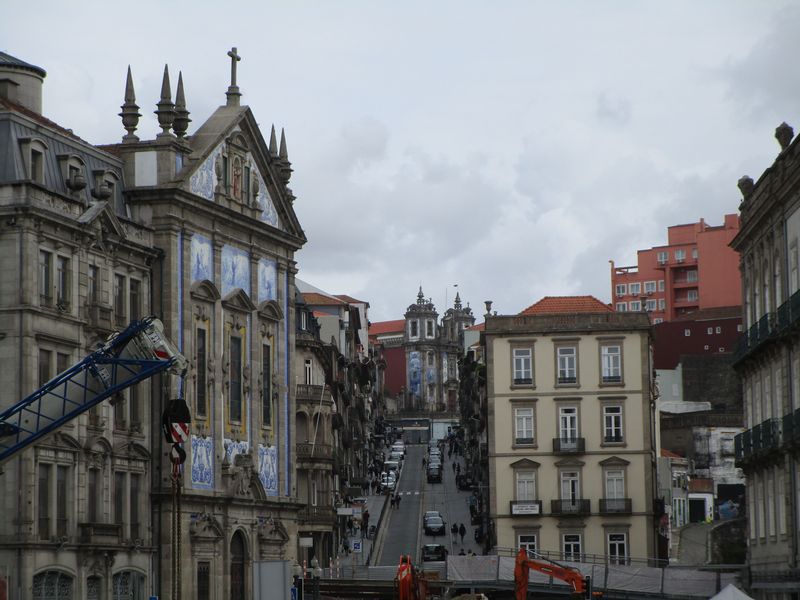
[396,555,429,600]
[514,548,591,599]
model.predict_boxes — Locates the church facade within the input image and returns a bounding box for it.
[0,50,306,600]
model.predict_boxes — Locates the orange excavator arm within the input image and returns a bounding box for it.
[514,548,587,599]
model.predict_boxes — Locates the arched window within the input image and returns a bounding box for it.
[33,571,73,600]
[230,530,247,600]
[86,576,102,600]
[112,571,145,600]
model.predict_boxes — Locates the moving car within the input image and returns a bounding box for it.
[421,544,448,562]
[426,465,442,483]
[423,511,443,526]
[381,471,397,491]
[423,515,446,536]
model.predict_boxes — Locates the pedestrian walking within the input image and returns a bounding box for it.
[362,510,370,539]
[422,457,426,468]
[451,524,458,542]
[452,461,456,473]
[459,523,466,544]
[396,494,402,509]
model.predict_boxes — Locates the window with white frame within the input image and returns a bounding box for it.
[687,270,698,283]
[603,405,624,443]
[691,247,698,259]
[560,470,580,502]
[654,318,663,324]
[615,284,626,296]
[605,469,625,500]
[516,471,536,501]
[562,533,582,561]
[684,329,691,337]
[658,298,665,310]
[409,320,418,338]
[615,302,627,312]
[658,280,665,292]
[304,358,313,385]
[514,407,534,445]
[715,326,722,334]
[644,281,656,294]
[39,250,53,305]
[687,289,698,301]
[607,532,628,565]
[518,533,537,554]
[512,347,532,385]
[56,256,70,309]
[629,282,641,295]
[675,249,686,262]
[426,319,435,338]
[600,344,622,383]
[558,406,579,442]
[629,300,641,311]
[657,251,668,264]
[556,346,577,384]
[645,299,656,311]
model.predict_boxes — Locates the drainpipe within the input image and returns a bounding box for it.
[153,247,165,597]
[16,221,24,600]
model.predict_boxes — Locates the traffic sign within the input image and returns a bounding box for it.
[352,540,362,554]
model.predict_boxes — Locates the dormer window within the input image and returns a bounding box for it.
[57,154,87,196]
[19,137,48,185]
[91,170,119,201]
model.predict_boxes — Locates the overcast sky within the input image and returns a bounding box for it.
[3,1,797,321]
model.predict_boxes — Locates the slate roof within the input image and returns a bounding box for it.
[519,295,613,315]
[369,319,405,336]
[0,52,46,77]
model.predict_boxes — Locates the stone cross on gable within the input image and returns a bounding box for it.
[226,46,242,106]
[228,47,241,87]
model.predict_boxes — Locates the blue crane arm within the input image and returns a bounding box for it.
[0,317,187,465]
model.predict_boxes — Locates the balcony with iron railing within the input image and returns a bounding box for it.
[783,408,800,448]
[550,499,590,516]
[296,384,329,406]
[298,506,336,525]
[599,498,632,514]
[734,289,800,364]
[552,437,585,455]
[734,431,751,466]
[296,442,334,461]
[752,418,781,453]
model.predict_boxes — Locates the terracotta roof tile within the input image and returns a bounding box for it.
[302,292,347,306]
[369,319,406,336]
[334,294,368,305]
[660,448,684,459]
[519,295,613,315]
[467,323,485,331]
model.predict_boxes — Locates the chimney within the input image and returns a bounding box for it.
[0,52,46,114]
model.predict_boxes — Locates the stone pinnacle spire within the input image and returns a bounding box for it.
[417,286,425,304]
[454,292,462,310]
[269,125,278,156]
[119,65,141,143]
[173,71,191,139]
[154,64,175,138]
[278,128,293,184]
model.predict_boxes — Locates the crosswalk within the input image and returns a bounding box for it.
[396,491,418,495]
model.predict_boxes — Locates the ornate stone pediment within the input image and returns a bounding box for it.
[222,288,257,312]
[191,279,221,303]
[224,452,268,500]
[509,458,540,469]
[598,456,630,467]
[77,200,127,251]
[258,299,284,322]
[113,440,150,460]
[257,517,289,560]
[190,513,225,543]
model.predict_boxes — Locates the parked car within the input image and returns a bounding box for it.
[421,544,448,562]
[426,466,442,483]
[381,472,396,492]
[389,450,404,462]
[423,511,443,526]
[424,515,446,536]
[384,460,401,473]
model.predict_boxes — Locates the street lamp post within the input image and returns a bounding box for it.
[292,562,304,600]
[311,558,323,600]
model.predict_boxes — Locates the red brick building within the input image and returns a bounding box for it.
[610,215,741,323]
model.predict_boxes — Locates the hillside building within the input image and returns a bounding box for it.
[611,215,741,323]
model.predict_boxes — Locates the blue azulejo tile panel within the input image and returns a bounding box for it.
[191,435,214,489]
[224,438,250,463]
[191,234,213,283]
[258,444,279,496]
[190,145,223,201]
[221,245,251,297]
[258,258,277,303]
[408,351,421,395]
[255,169,282,229]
